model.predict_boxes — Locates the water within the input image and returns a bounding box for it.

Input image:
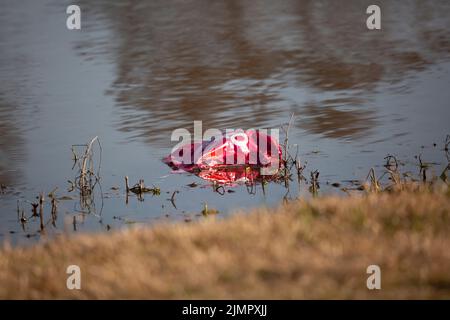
[1,0,449,245]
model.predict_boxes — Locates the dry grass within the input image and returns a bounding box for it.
[0,184,449,299]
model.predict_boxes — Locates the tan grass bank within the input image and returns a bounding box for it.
[0,185,449,299]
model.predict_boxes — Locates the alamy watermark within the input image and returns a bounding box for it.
[366,5,381,30]
[66,5,81,30]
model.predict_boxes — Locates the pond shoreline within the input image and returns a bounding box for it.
[1,183,449,299]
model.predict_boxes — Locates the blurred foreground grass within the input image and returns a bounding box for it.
[0,184,449,299]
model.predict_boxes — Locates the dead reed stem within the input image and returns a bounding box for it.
[38,193,44,232]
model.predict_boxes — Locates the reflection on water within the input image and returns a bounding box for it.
[0,0,450,244]
[77,0,449,142]
[300,100,376,140]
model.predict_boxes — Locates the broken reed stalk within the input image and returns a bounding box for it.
[51,198,57,215]
[124,176,161,201]
[31,203,38,217]
[125,176,130,204]
[366,168,381,193]
[39,193,44,231]
[418,154,429,182]
[440,163,450,182]
[294,145,306,184]
[70,136,103,214]
[384,155,401,186]
[284,113,295,162]
[125,176,130,193]
[125,176,145,194]
[309,170,320,196]
[281,114,295,182]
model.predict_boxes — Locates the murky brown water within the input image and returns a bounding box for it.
[1,0,449,245]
